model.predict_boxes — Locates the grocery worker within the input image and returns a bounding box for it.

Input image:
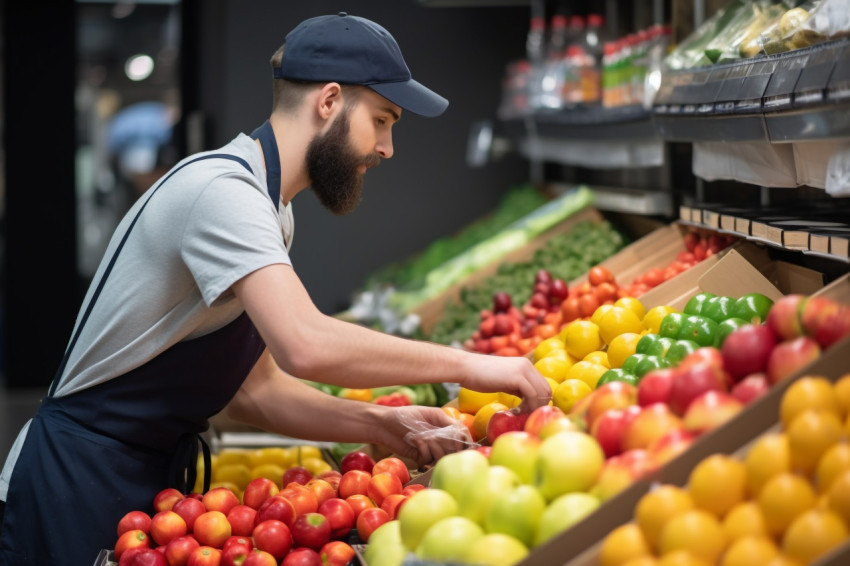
[0,12,551,564]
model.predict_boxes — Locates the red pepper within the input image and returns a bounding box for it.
[373,392,412,407]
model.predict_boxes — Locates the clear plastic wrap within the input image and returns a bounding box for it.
[704,0,790,64]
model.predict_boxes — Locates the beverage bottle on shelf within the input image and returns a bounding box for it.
[618,35,635,105]
[539,14,568,109]
[584,14,608,66]
[566,45,599,105]
[525,15,547,112]
[602,41,620,108]
[630,29,651,107]
[642,24,672,108]
[546,13,569,60]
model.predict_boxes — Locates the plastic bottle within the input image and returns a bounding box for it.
[525,15,547,112]
[546,14,569,60]
[642,24,672,108]
[584,14,608,66]
[539,14,568,109]
[602,41,619,108]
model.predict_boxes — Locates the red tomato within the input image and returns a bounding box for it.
[588,266,615,287]
[560,297,581,323]
[594,282,618,304]
[578,294,600,319]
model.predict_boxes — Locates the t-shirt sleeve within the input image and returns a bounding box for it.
[181,175,292,306]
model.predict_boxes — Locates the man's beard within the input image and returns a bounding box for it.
[305,108,381,215]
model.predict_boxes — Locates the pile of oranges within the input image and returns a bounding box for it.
[596,373,850,566]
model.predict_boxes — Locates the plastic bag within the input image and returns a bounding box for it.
[704,0,791,64]
[666,0,748,70]
[757,0,827,55]
[826,144,850,196]
[400,410,478,458]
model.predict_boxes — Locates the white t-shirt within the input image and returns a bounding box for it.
[1,133,293,500]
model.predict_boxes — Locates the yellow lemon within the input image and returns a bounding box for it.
[599,306,644,345]
[615,296,647,321]
[217,448,251,468]
[532,336,566,363]
[552,379,593,414]
[498,391,522,408]
[607,332,642,369]
[564,361,609,390]
[583,350,611,368]
[457,387,500,414]
[250,464,287,488]
[248,447,296,469]
[642,305,677,334]
[301,456,332,475]
[212,463,252,491]
[591,304,616,326]
[534,356,573,383]
[559,320,603,360]
[598,523,652,566]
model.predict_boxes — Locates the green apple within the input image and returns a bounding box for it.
[415,516,485,562]
[484,484,546,547]
[465,533,529,566]
[429,448,490,502]
[364,519,402,552]
[536,431,605,501]
[364,542,409,566]
[534,492,601,546]
[489,431,541,485]
[397,488,458,551]
[458,465,522,526]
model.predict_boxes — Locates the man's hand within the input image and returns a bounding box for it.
[459,354,552,414]
[374,405,475,467]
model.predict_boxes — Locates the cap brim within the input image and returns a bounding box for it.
[369,79,449,118]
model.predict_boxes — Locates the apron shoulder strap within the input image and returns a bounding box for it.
[48,153,254,397]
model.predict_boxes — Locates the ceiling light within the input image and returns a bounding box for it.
[125,54,154,81]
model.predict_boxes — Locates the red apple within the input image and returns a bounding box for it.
[581,381,638,432]
[281,547,322,566]
[591,405,641,458]
[380,493,408,520]
[316,470,342,492]
[731,373,771,405]
[319,540,356,566]
[637,368,676,407]
[150,510,188,547]
[339,450,376,475]
[282,465,314,487]
[192,510,232,549]
[255,494,297,527]
[172,497,206,532]
[371,457,411,485]
[344,494,375,520]
[683,390,744,435]
[164,535,200,566]
[117,510,152,537]
[252,519,292,561]
[355,507,391,543]
[476,445,493,458]
[366,471,403,507]
[623,403,684,452]
[242,549,278,566]
[153,488,185,513]
[291,512,332,550]
[721,324,778,381]
[486,408,529,444]
[242,476,280,510]
[317,497,356,539]
[801,297,850,349]
[222,536,253,555]
[766,336,821,384]
[115,529,152,561]
[121,548,167,566]
[186,546,221,566]
[678,347,725,371]
[766,294,807,340]
[337,469,372,500]
[221,541,253,566]
[648,428,696,466]
[523,405,566,437]
[278,484,319,517]
[590,449,657,502]
[304,478,337,507]
[668,361,728,416]
[202,486,240,515]
[225,504,258,537]
[402,484,426,497]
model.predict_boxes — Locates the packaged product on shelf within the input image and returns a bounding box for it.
[665,0,750,69]
[758,0,849,55]
[703,0,788,63]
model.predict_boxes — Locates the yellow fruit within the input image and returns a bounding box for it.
[687,454,747,518]
[599,306,644,345]
[721,536,779,566]
[780,376,841,428]
[816,441,850,493]
[217,448,251,468]
[194,455,207,494]
[758,472,817,537]
[341,388,372,401]
[583,350,611,368]
[658,509,727,563]
[607,332,643,369]
[744,432,792,497]
[787,409,843,475]
[560,320,603,359]
[635,484,695,551]
[615,296,647,321]
[722,501,769,541]
[782,508,849,564]
[643,305,677,335]
[833,374,850,418]
[599,523,652,566]
[826,469,850,524]
[657,551,712,566]
[248,447,296,469]
[498,391,522,409]
[591,304,616,326]
[250,464,286,488]
[212,463,252,491]
[538,416,580,439]
[533,336,566,363]
[301,456,332,475]
[622,557,659,566]
[534,356,573,383]
[765,555,804,566]
[563,361,608,390]
[471,401,509,442]
[294,445,323,463]
[552,379,593,414]
[457,387,500,414]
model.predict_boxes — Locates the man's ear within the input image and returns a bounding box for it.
[316,82,343,120]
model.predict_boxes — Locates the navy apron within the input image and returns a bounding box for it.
[0,122,282,564]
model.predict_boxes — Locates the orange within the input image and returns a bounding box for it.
[635,484,695,551]
[744,432,791,497]
[563,361,609,390]
[621,557,659,566]
[552,379,593,414]
[532,336,566,363]
[559,320,603,360]
[779,376,841,428]
[687,454,747,518]
[607,332,642,369]
[341,388,373,402]
[642,305,677,334]
[657,551,712,566]
[757,472,817,537]
[598,306,644,345]
[721,536,779,566]
[815,441,850,493]
[833,373,850,418]
[615,296,647,321]
[598,523,652,566]
[534,356,573,383]
[583,350,610,368]
[826,468,850,524]
[457,387,500,415]
[782,508,849,564]
[471,401,509,442]
[787,409,843,475]
[658,509,727,564]
[722,501,769,541]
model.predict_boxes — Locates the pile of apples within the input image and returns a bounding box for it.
[111,452,418,566]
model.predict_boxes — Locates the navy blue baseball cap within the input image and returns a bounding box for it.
[275,12,449,117]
